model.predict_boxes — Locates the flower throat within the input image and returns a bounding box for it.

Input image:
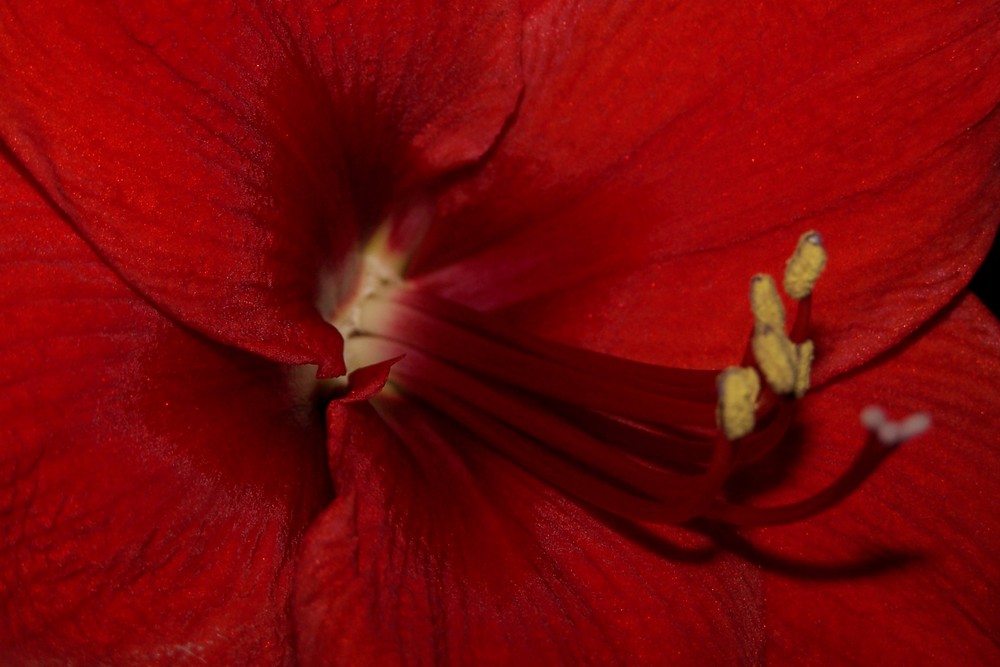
[329,232,930,527]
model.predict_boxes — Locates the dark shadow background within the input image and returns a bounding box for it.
[971,234,999,317]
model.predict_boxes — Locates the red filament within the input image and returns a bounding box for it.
[349,285,895,527]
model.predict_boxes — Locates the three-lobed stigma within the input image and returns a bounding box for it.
[861,405,932,445]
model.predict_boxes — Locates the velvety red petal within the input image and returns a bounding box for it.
[293,383,764,666]
[410,0,1000,379]
[275,0,523,191]
[0,153,331,664]
[0,1,521,373]
[742,293,1000,662]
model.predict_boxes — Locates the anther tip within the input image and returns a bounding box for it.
[784,231,828,300]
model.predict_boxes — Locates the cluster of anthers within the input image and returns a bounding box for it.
[331,231,930,527]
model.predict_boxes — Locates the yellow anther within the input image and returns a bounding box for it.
[716,366,761,440]
[793,339,814,398]
[752,326,797,394]
[749,274,786,333]
[784,231,827,300]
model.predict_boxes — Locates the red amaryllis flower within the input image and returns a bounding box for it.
[2,1,999,665]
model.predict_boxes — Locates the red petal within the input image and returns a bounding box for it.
[293,381,764,666]
[0,1,521,372]
[410,0,1000,378]
[0,154,331,663]
[743,294,1000,662]
[275,0,523,188]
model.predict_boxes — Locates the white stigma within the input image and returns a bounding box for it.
[860,405,932,446]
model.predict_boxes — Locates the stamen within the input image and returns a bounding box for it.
[793,340,814,399]
[358,292,720,427]
[716,367,761,440]
[746,248,819,396]
[392,348,723,496]
[784,231,827,300]
[367,341,738,523]
[324,230,917,534]
[405,382,734,523]
[394,289,720,395]
[751,325,798,394]
[749,274,786,333]
[567,409,716,468]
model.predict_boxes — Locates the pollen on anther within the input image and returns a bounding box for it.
[793,340,814,398]
[750,274,786,333]
[751,326,797,395]
[716,366,761,440]
[784,231,828,300]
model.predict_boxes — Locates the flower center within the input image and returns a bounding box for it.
[326,232,929,527]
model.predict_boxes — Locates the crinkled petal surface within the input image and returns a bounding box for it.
[0,154,331,664]
[0,0,521,374]
[731,294,1000,663]
[411,0,1000,380]
[294,366,765,667]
